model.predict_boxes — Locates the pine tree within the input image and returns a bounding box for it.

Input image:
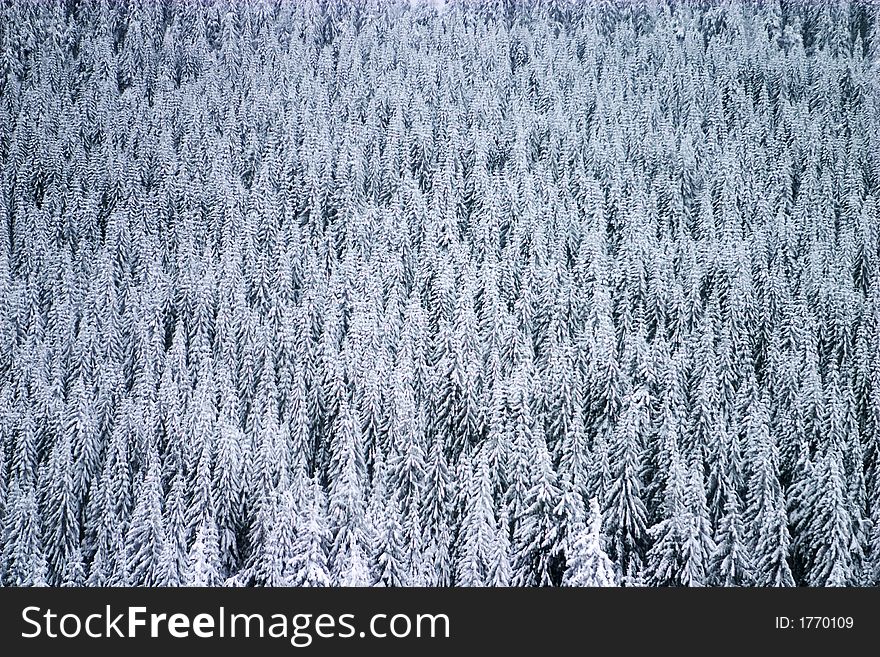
[328,395,369,586]
[369,451,408,587]
[422,433,453,586]
[488,504,513,587]
[39,432,80,585]
[289,476,332,587]
[512,429,564,586]
[1,480,46,586]
[710,493,754,586]
[185,513,222,586]
[456,448,499,586]
[125,451,168,586]
[744,394,795,586]
[563,498,616,587]
[604,385,648,580]
[646,446,716,587]
[212,392,244,577]
[796,447,856,587]
[162,472,189,587]
[1,0,878,592]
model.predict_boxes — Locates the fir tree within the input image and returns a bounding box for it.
[563,498,616,587]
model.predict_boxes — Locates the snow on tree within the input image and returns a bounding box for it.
[563,498,616,587]
[185,513,223,587]
[0,0,878,589]
[125,451,168,586]
[289,476,332,587]
[456,448,500,586]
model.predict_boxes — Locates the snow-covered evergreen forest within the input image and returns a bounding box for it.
[1,0,879,588]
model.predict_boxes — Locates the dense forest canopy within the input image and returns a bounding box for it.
[1,0,879,587]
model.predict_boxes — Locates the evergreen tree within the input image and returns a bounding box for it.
[2,480,47,586]
[126,452,169,586]
[456,448,499,586]
[0,0,877,591]
[563,498,616,587]
[289,476,332,587]
[185,513,222,586]
[369,451,408,587]
[328,396,369,586]
[744,394,795,586]
[40,432,80,585]
[604,386,649,580]
[512,429,564,586]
